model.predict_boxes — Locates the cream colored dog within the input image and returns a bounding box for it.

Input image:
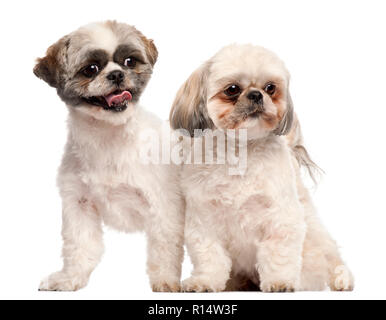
[34,21,184,292]
[170,44,353,292]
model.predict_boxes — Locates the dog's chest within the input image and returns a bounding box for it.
[185,159,269,207]
[184,138,286,209]
[76,136,141,187]
[65,140,152,232]
[94,182,149,232]
[183,148,281,246]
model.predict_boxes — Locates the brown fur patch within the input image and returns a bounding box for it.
[139,35,158,66]
[210,91,239,105]
[33,37,69,88]
[262,113,279,130]
[272,93,285,122]
[78,77,93,89]
[169,63,214,135]
[210,94,236,120]
[210,99,240,129]
[218,107,232,119]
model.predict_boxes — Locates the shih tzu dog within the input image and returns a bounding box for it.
[34,21,184,292]
[170,44,353,292]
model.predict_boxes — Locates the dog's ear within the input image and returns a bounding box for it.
[169,63,214,136]
[140,35,158,66]
[274,89,294,136]
[33,37,69,88]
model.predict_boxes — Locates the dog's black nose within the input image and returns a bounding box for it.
[247,90,263,104]
[107,70,125,85]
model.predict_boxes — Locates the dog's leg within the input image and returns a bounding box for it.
[183,236,232,293]
[39,179,103,291]
[146,198,185,292]
[256,206,306,293]
[299,187,354,291]
[290,152,354,291]
[181,205,232,293]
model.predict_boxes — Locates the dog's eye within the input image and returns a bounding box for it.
[82,64,100,78]
[224,85,241,97]
[264,83,276,96]
[124,57,137,68]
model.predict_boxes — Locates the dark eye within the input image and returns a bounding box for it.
[264,83,276,96]
[224,84,241,97]
[82,64,100,78]
[124,57,137,68]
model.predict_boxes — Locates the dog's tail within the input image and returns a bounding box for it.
[286,114,323,184]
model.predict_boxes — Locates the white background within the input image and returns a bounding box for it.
[0,0,385,300]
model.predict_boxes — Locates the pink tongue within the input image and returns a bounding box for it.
[104,91,132,107]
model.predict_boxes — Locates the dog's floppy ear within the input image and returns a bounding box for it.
[274,89,294,136]
[33,37,69,88]
[169,63,214,136]
[140,36,158,66]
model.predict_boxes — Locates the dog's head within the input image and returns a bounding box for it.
[170,44,293,139]
[34,21,157,123]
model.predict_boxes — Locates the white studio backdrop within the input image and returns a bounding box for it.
[0,0,385,299]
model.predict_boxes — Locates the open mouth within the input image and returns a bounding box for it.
[83,89,133,112]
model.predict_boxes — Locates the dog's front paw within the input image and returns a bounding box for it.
[182,276,226,293]
[39,271,89,292]
[151,279,181,292]
[260,280,296,293]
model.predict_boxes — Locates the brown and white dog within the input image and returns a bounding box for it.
[34,21,184,292]
[170,44,354,292]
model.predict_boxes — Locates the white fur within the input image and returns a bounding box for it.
[177,44,354,292]
[39,104,185,292]
[180,136,306,292]
[84,23,119,55]
[181,134,354,292]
